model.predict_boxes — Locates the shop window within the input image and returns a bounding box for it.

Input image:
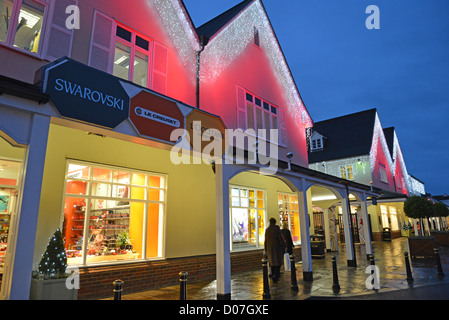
[230,186,265,250]
[0,158,22,274]
[278,193,300,244]
[380,205,389,228]
[0,0,48,54]
[62,161,166,266]
[389,207,399,231]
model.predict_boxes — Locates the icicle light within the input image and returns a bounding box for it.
[200,1,312,127]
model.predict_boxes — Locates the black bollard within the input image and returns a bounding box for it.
[262,255,271,299]
[332,256,340,293]
[290,254,298,292]
[179,271,188,300]
[404,252,414,283]
[113,279,123,300]
[369,254,375,266]
[434,248,445,279]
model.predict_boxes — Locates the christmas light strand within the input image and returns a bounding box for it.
[200,1,312,127]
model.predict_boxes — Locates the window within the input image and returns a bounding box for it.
[253,26,260,47]
[0,0,48,54]
[311,138,322,151]
[380,205,389,228]
[309,132,324,152]
[63,161,166,266]
[242,90,279,142]
[113,24,152,87]
[89,12,168,94]
[230,186,265,250]
[379,162,388,183]
[278,193,300,244]
[389,207,399,231]
[340,165,354,180]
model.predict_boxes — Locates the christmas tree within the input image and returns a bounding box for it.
[36,229,68,279]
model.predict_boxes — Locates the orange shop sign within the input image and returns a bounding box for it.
[129,90,185,143]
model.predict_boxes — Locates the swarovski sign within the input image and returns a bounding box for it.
[39,57,130,128]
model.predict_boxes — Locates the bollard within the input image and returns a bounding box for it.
[404,252,414,283]
[434,248,445,279]
[290,254,298,292]
[179,271,188,300]
[113,279,123,300]
[369,254,375,266]
[332,256,340,293]
[262,254,271,299]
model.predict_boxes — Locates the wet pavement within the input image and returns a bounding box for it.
[109,238,449,300]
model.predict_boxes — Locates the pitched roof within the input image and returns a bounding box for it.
[196,0,254,40]
[308,108,377,163]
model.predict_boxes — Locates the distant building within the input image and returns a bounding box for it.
[308,109,426,241]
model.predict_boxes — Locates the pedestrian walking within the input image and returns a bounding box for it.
[264,218,286,282]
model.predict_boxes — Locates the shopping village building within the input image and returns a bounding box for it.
[0,0,429,300]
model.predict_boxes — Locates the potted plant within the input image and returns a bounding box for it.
[30,229,78,300]
[404,196,437,259]
[401,222,413,237]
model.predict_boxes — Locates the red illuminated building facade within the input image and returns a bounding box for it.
[0,0,382,300]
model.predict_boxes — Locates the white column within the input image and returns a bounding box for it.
[360,194,373,259]
[7,114,50,300]
[340,191,356,267]
[296,178,313,281]
[323,208,330,251]
[215,163,231,299]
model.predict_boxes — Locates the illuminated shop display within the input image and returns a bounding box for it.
[278,193,300,244]
[63,161,166,265]
[230,186,265,249]
[0,158,21,273]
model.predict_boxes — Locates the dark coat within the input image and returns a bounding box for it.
[280,228,294,255]
[264,224,286,267]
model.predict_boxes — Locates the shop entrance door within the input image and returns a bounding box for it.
[338,213,360,244]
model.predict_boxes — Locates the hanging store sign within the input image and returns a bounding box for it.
[186,109,227,156]
[129,90,185,143]
[40,58,130,128]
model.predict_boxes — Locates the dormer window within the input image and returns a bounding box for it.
[311,138,322,150]
[309,131,325,152]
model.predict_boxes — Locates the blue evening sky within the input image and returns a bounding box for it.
[183,0,449,196]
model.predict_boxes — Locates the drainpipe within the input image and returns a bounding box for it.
[196,35,208,109]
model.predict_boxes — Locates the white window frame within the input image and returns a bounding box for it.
[230,185,266,251]
[61,160,167,266]
[339,164,354,180]
[243,90,280,143]
[0,0,50,57]
[112,22,153,87]
[379,162,388,183]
